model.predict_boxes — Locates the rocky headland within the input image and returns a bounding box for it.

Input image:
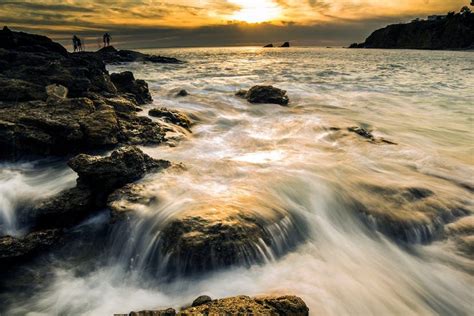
[349,8,474,50]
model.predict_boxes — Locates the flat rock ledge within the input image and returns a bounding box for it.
[236,85,289,106]
[120,295,309,316]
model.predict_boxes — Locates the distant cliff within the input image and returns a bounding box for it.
[350,10,474,50]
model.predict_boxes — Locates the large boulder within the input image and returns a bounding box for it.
[281,42,290,47]
[237,85,289,106]
[110,71,152,104]
[128,197,308,276]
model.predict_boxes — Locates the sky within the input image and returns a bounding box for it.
[0,0,470,49]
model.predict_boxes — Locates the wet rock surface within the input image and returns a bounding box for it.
[149,107,192,129]
[0,28,169,160]
[125,295,309,316]
[347,126,397,145]
[110,71,152,105]
[349,182,472,243]
[31,146,170,230]
[237,85,289,106]
[0,229,61,266]
[152,197,307,276]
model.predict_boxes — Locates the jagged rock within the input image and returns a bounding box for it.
[263,43,274,47]
[0,229,61,266]
[30,147,170,230]
[176,89,188,97]
[0,28,169,160]
[281,42,290,47]
[148,108,192,129]
[110,71,152,105]
[68,146,170,191]
[237,85,289,106]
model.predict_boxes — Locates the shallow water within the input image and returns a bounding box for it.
[1,47,474,315]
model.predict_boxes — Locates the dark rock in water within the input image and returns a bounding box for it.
[348,126,374,140]
[192,295,212,307]
[149,107,192,129]
[110,71,152,105]
[96,46,182,64]
[31,147,170,230]
[68,146,170,191]
[153,197,307,276]
[237,85,289,106]
[348,10,474,50]
[0,229,61,266]
[281,42,291,47]
[349,182,472,244]
[176,89,188,97]
[263,43,274,47]
[348,126,397,145]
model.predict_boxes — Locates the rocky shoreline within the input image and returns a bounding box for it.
[0,27,310,314]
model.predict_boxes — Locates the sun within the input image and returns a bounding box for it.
[229,0,282,23]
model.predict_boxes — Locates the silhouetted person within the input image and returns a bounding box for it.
[77,37,83,52]
[103,33,111,47]
[72,35,80,52]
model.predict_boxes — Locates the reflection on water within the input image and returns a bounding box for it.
[2,47,473,315]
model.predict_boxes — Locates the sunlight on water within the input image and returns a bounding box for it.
[2,47,473,315]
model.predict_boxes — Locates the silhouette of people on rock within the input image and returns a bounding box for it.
[72,35,84,52]
[103,33,111,47]
[72,35,79,52]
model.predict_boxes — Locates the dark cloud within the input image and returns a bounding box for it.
[0,1,94,13]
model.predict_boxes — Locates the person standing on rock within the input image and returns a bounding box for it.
[103,33,111,47]
[72,35,79,52]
